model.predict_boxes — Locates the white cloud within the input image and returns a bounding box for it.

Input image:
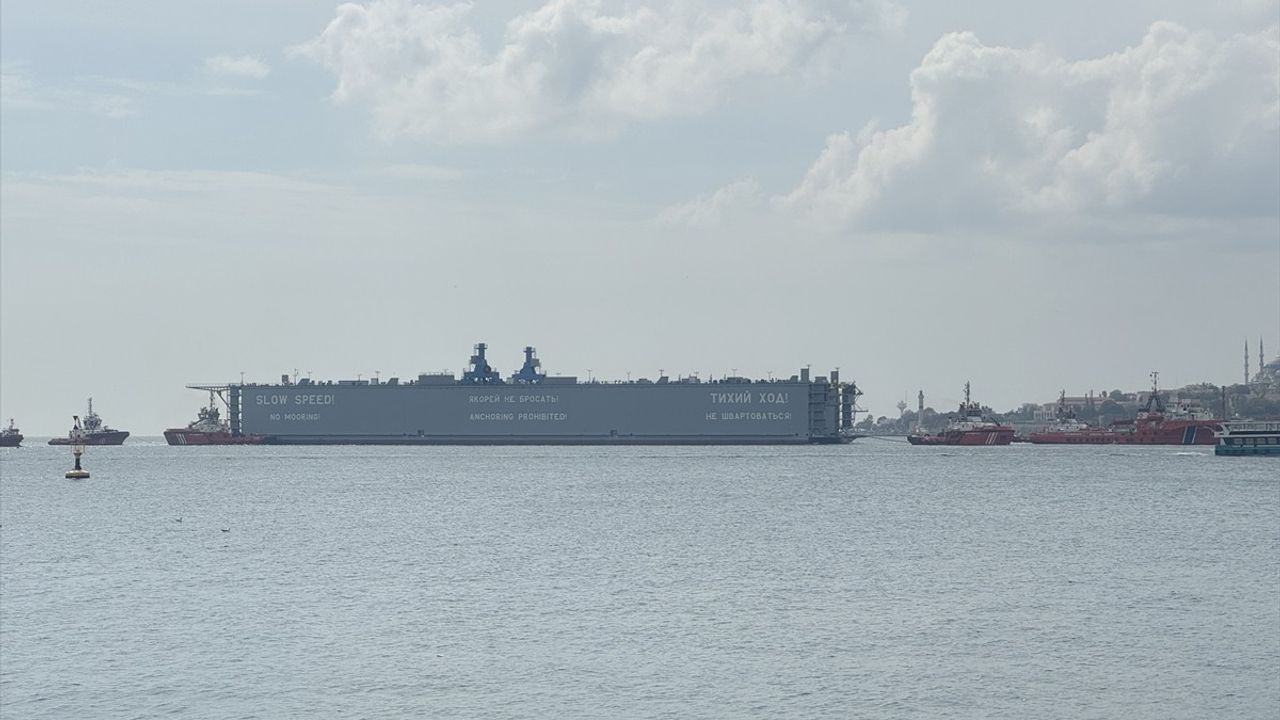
[1,62,51,111]
[204,54,271,80]
[656,177,762,227]
[0,63,138,119]
[86,94,138,119]
[365,163,465,180]
[90,75,265,99]
[776,22,1280,230]
[29,168,335,195]
[292,0,904,144]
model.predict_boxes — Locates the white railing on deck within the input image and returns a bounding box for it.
[1217,421,1280,435]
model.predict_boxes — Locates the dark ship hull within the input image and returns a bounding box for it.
[49,431,129,446]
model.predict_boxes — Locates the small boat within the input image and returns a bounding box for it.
[164,393,268,445]
[0,419,23,447]
[48,398,129,445]
[908,383,1014,446]
[1214,421,1280,456]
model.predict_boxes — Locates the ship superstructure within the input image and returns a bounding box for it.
[187,343,862,445]
[0,419,22,448]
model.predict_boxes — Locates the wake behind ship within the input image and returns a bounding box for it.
[186,344,862,446]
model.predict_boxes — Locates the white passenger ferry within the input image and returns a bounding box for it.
[1214,421,1280,456]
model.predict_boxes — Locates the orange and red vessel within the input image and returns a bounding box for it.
[165,393,268,446]
[908,383,1014,446]
[1027,373,1220,445]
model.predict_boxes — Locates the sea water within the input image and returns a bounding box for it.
[1,440,1276,719]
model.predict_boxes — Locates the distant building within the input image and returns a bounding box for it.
[1253,358,1280,390]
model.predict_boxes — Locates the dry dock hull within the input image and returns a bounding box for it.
[261,434,849,446]
[237,379,851,446]
[192,343,862,446]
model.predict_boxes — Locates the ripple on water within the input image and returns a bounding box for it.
[0,443,1276,719]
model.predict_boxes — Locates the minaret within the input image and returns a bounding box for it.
[1261,337,1266,378]
[1245,339,1250,384]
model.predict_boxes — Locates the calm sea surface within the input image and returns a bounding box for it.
[1,440,1276,719]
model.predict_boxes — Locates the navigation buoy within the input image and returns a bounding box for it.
[65,444,90,478]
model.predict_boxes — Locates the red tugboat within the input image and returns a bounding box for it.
[48,399,129,445]
[908,383,1015,446]
[164,392,268,445]
[1112,372,1220,445]
[1026,391,1125,444]
[1029,373,1220,445]
[0,419,23,447]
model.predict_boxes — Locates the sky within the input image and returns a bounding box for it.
[2,0,1278,434]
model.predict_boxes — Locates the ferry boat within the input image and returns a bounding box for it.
[1214,421,1280,456]
[908,383,1014,446]
[48,398,129,445]
[0,419,22,447]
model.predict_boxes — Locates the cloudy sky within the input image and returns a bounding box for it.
[2,0,1278,434]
